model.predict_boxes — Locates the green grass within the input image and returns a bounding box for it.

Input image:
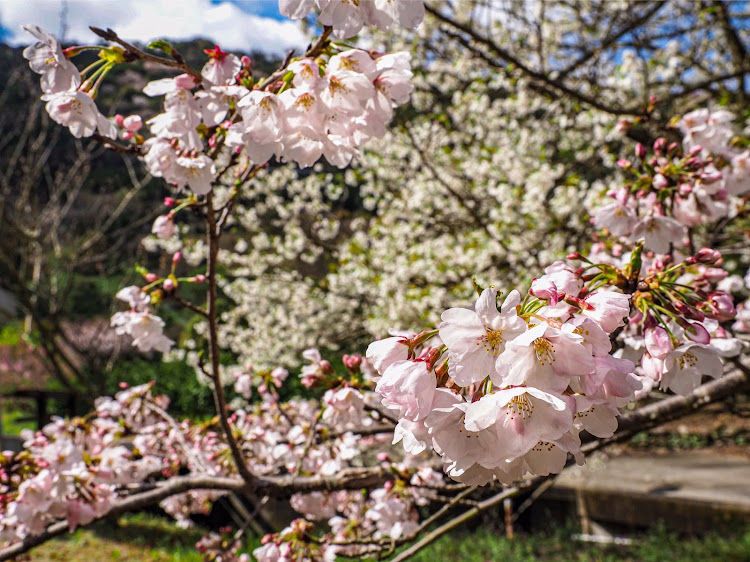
[405,524,750,562]
[22,514,750,562]
[30,513,208,561]
[1,406,35,435]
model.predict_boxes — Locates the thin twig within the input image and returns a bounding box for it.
[88,27,203,82]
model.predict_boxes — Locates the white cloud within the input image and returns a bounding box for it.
[0,0,309,55]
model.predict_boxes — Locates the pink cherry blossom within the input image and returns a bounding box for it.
[439,288,526,386]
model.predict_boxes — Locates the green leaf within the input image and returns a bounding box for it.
[147,39,175,56]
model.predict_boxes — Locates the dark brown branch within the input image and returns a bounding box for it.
[169,294,208,318]
[424,3,648,117]
[88,27,203,82]
[581,366,750,453]
[205,191,255,484]
[711,0,748,100]
[89,133,143,155]
[558,2,667,79]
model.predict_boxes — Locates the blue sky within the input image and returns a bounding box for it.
[0,0,308,54]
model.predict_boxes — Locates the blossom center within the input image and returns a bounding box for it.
[328,76,350,97]
[677,351,698,370]
[534,338,556,366]
[477,328,503,355]
[506,394,534,420]
[573,326,590,343]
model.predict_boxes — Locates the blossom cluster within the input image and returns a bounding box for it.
[368,273,641,486]
[595,109,749,254]
[22,25,117,139]
[279,0,425,38]
[21,25,415,201]
[110,285,174,353]
[0,385,166,542]
[0,367,447,559]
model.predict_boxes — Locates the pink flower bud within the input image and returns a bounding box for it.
[342,354,363,371]
[152,214,175,239]
[123,115,142,132]
[241,55,253,69]
[685,321,710,344]
[530,277,560,306]
[164,197,176,207]
[193,274,206,284]
[653,173,668,188]
[114,114,124,127]
[702,267,727,283]
[653,137,667,153]
[376,452,389,462]
[319,360,334,375]
[635,143,646,159]
[163,278,175,291]
[707,292,736,321]
[172,251,182,264]
[641,352,664,382]
[122,131,134,140]
[645,326,672,360]
[687,145,703,157]
[145,273,158,282]
[701,171,723,184]
[617,159,632,169]
[678,183,692,196]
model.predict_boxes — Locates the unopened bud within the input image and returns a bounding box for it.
[701,171,723,184]
[163,278,175,291]
[145,273,158,282]
[193,274,206,284]
[635,143,646,160]
[653,173,668,188]
[653,137,667,153]
[616,159,632,169]
[693,247,722,265]
[687,144,703,157]
[114,114,125,127]
[164,197,175,207]
[241,55,253,70]
[342,354,362,371]
[319,360,334,375]
[172,251,182,264]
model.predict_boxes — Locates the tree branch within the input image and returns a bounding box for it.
[88,27,203,82]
